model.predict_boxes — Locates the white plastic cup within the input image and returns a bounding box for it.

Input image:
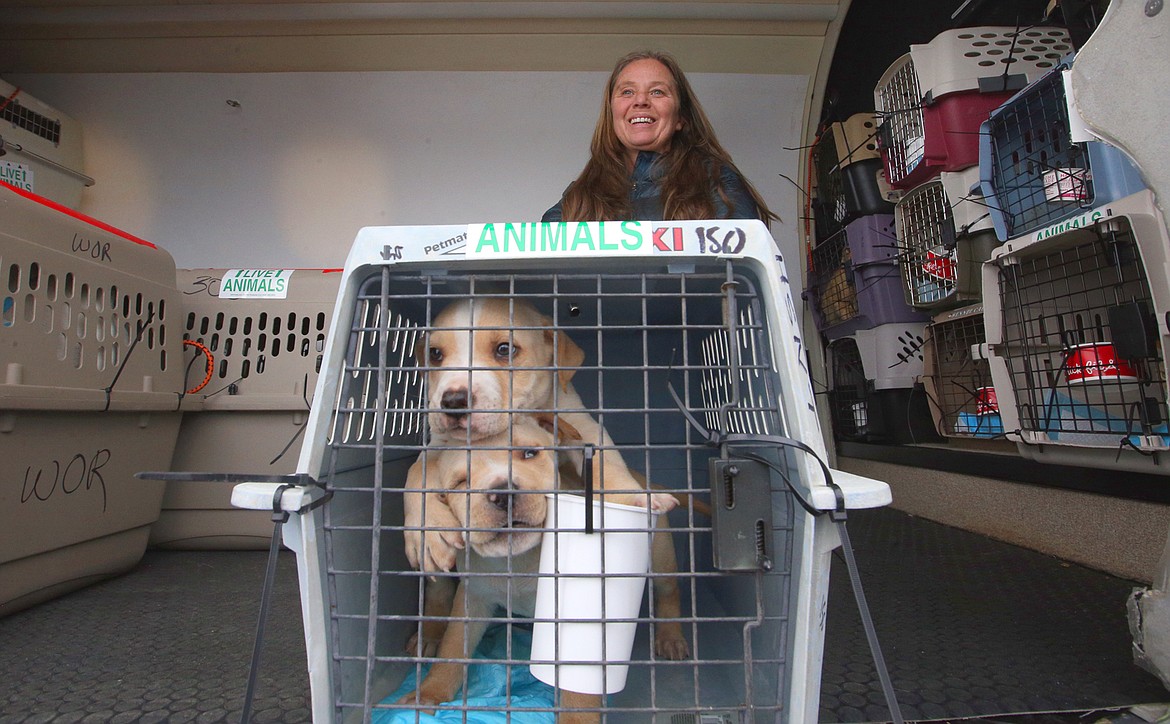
[530,492,658,694]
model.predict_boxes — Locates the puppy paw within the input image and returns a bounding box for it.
[403,629,443,657]
[609,491,679,512]
[654,629,691,660]
[395,689,442,712]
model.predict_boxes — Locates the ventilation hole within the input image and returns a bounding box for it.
[7,264,19,293]
[47,275,58,300]
[77,312,87,339]
[209,333,219,352]
[272,315,283,335]
[22,294,34,324]
[258,312,268,331]
[243,316,253,335]
[215,311,225,330]
[300,315,310,335]
[95,286,105,312]
[96,347,106,372]
[241,358,251,378]
[80,283,90,308]
[300,337,310,356]
[218,358,229,378]
[229,316,239,335]
[257,355,266,374]
[69,340,82,369]
[65,273,75,298]
[287,333,295,353]
[224,337,233,357]
[2,296,13,327]
[158,299,166,321]
[27,263,40,291]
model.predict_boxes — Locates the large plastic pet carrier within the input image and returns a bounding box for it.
[979,57,1147,243]
[0,181,183,615]
[921,304,1002,439]
[805,214,927,340]
[982,190,1170,473]
[826,322,938,444]
[231,220,892,722]
[811,113,896,241]
[894,167,998,311]
[0,80,92,210]
[874,26,1073,190]
[150,267,342,549]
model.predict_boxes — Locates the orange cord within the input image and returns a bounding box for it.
[183,339,214,394]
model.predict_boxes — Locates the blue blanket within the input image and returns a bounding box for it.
[372,625,555,723]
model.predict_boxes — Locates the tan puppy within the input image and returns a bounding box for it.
[398,415,601,723]
[417,296,677,512]
[403,297,690,660]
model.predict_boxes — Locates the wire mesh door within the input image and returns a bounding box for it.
[995,217,1169,447]
[923,307,1000,438]
[318,262,800,723]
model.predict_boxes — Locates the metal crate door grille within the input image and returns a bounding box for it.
[829,337,869,440]
[896,179,958,307]
[996,219,1168,445]
[876,56,925,186]
[924,312,997,437]
[810,227,858,327]
[319,267,796,722]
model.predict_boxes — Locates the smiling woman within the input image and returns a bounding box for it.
[542,50,777,224]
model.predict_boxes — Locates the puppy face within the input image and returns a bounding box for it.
[418,298,584,441]
[418,416,575,557]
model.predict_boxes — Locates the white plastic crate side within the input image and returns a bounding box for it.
[0,183,184,408]
[853,322,927,390]
[910,26,1072,100]
[0,81,89,209]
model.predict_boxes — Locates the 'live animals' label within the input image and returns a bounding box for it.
[1,161,33,192]
[219,269,294,298]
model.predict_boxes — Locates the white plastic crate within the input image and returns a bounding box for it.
[874,26,1073,189]
[921,304,1002,438]
[895,166,998,311]
[232,220,891,722]
[0,79,92,209]
[151,267,343,549]
[0,182,183,615]
[982,190,1170,474]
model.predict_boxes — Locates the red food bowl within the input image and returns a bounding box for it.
[1063,342,1139,384]
[975,386,998,415]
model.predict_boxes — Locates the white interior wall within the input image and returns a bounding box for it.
[9,71,805,271]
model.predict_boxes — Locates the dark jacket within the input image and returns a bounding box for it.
[541,151,760,222]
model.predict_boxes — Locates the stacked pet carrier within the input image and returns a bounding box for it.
[0,79,92,210]
[232,220,892,722]
[150,268,342,549]
[805,114,933,443]
[977,48,1167,473]
[0,180,184,616]
[873,26,1073,442]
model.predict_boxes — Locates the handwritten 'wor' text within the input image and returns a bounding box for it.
[21,449,111,513]
[72,234,113,263]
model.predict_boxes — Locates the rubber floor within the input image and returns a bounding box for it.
[0,507,1165,723]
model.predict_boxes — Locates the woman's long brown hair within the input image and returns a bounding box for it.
[558,50,777,223]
